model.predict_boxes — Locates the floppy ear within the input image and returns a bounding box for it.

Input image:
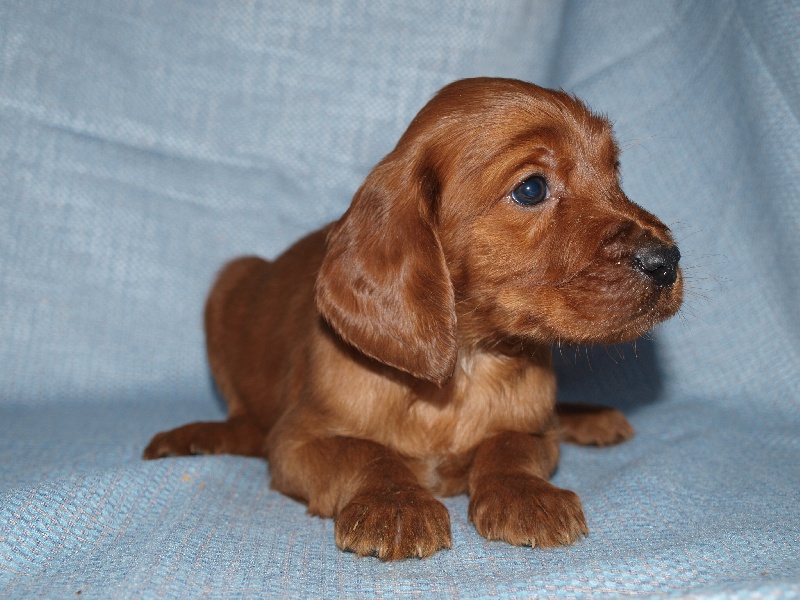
[315,155,458,386]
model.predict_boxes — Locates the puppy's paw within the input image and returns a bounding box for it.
[335,486,451,560]
[143,420,266,459]
[143,429,192,460]
[143,423,225,459]
[469,474,587,548]
[558,404,635,447]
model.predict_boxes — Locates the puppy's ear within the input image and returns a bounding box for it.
[316,155,457,386]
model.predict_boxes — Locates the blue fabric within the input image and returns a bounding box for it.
[1,1,798,597]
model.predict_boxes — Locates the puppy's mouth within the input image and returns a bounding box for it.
[458,234,683,347]
[611,274,683,341]
[550,254,684,344]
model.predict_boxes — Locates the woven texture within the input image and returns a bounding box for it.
[1,1,798,597]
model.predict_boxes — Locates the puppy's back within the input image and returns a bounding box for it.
[205,228,330,430]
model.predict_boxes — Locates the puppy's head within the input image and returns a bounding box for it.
[316,78,683,386]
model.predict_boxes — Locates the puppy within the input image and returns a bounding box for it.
[144,78,683,560]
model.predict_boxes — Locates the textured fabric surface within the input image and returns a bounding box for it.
[1,1,798,597]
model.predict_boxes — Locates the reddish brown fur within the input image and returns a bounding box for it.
[144,78,683,560]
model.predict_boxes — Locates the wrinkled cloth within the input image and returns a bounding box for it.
[1,1,798,597]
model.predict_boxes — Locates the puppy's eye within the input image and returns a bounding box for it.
[511,175,550,207]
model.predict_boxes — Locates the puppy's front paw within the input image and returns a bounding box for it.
[469,474,587,548]
[335,486,451,560]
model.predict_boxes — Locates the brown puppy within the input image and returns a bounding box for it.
[144,78,683,560]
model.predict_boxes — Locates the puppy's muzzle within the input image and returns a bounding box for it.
[633,243,681,287]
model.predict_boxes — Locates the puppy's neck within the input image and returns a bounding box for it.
[411,341,553,406]
[456,338,552,374]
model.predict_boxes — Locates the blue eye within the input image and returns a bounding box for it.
[511,175,549,206]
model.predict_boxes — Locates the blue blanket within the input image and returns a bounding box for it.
[1,1,798,597]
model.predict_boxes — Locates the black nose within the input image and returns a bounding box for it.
[633,244,680,287]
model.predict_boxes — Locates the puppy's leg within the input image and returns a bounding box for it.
[142,416,266,459]
[468,431,588,548]
[269,436,451,561]
[557,403,635,446]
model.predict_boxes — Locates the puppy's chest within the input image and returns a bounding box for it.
[386,355,556,458]
[395,363,555,496]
